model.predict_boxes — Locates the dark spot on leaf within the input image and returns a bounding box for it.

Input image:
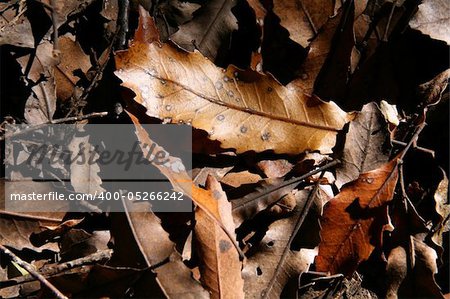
[213,190,222,200]
[261,132,270,141]
[219,239,232,252]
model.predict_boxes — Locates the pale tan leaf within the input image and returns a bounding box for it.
[409,0,450,45]
[115,42,350,154]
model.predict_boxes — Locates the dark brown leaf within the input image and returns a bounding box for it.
[316,158,399,276]
[170,0,238,62]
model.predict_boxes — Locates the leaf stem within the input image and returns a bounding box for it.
[0,112,108,141]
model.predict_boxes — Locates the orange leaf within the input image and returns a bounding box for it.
[316,158,399,276]
[195,175,245,299]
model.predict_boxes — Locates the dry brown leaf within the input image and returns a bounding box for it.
[0,180,62,252]
[418,69,450,106]
[409,0,450,45]
[242,189,318,299]
[257,159,293,179]
[192,165,234,186]
[291,9,342,95]
[432,173,449,246]
[386,237,444,299]
[231,177,295,226]
[0,2,34,48]
[116,40,350,154]
[194,175,244,299]
[109,200,209,298]
[54,35,91,100]
[16,41,58,124]
[273,0,336,48]
[316,158,399,276]
[221,170,262,188]
[68,132,104,195]
[128,111,244,255]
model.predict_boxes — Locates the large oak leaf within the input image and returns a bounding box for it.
[316,158,399,276]
[115,42,349,154]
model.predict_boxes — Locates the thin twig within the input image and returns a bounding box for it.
[383,0,398,41]
[0,210,62,222]
[298,0,318,35]
[66,34,117,118]
[398,162,409,211]
[398,122,426,161]
[392,139,435,157]
[233,159,340,211]
[0,250,113,288]
[0,244,68,299]
[116,0,130,49]
[49,0,60,58]
[0,112,108,141]
[262,172,325,298]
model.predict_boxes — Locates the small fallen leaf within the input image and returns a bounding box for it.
[257,159,293,179]
[16,41,58,124]
[68,131,104,195]
[273,0,336,48]
[109,200,209,298]
[231,177,295,226]
[418,69,450,106]
[316,158,399,276]
[242,189,319,298]
[336,102,392,188]
[386,237,444,299]
[409,0,450,45]
[432,172,450,246]
[0,2,34,48]
[170,0,238,62]
[221,170,262,188]
[54,35,91,100]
